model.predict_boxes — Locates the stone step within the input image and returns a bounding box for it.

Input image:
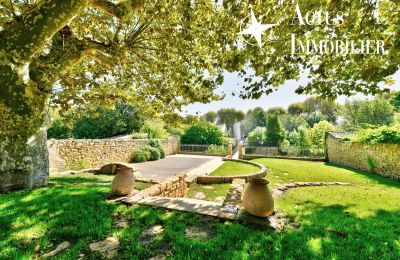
[138,197,222,217]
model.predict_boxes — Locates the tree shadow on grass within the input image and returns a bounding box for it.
[0,180,120,259]
[324,162,400,189]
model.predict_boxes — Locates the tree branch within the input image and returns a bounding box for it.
[0,0,89,64]
[90,0,144,19]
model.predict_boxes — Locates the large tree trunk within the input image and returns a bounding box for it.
[0,64,50,192]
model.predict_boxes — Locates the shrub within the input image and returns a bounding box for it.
[141,119,169,139]
[181,122,224,145]
[47,119,72,139]
[265,115,287,147]
[245,147,257,154]
[142,145,160,161]
[131,132,149,139]
[72,104,143,139]
[131,150,148,163]
[352,126,400,144]
[149,139,166,159]
[206,145,226,155]
[308,120,335,148]
[247,127,266,146]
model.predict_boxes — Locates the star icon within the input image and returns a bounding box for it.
[239,10,276,48]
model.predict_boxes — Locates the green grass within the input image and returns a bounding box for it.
[1,160,399,259]
[187,183,230,202]
[209,161,259,177]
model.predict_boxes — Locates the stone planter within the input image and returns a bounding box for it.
[242,179,274,217]
[111,166,135,195]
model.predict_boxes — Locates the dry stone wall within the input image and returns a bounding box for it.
[48,138,179,173]
[326,133,400,180]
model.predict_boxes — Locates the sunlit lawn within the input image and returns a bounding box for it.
[1,160,399,259]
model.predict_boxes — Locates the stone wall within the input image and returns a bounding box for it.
[48,138,179,173]
[122,174,187,205]
[326,133,400,180]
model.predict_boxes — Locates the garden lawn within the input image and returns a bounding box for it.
[1,160,399,259]
[209,161,259,177]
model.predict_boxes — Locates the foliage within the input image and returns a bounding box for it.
[71,104,143,139]
[289,127,312,156]
[181,122,224,145]
[130,149,148,163]
[142,145,161,161]
[203,111,217,123]
[141,120,169,139]
[246,127,266,146]
[265,115,287,147]
[351,126,400,144]
[288,102,304,115]
[217,108,245,136]
[205,145,227,155]
[241,107,267,135]
[341,97,394,131]
[267,107,287,115]
[47,119,72,139]
[365,155,377,173]
[131,133,149,139]
[302,97,338,124]
[309,121,335,148]
[66,159,91,171]
[280,114,309,133]
[149,139,166,159]
[389,92,400,111]
[167,127,185,137]
[2,160,400,259]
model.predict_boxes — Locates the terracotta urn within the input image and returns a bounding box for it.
[242,179,274,217]
[111,166,135,195]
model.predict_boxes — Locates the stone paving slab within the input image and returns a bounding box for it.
[133,155,220,183]
[138,197,223,217]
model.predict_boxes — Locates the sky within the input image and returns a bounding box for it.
[182,71,400,115]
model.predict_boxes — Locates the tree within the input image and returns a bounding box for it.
[308,121,335,148]
[341,98,394,131]
[267,107,287,115]
[280,114,308,133]
[390,92,400,112]
[203,111,217,123]
[2,1,399,191]
[265,115,287,147]
[72,104,143,139]
[180,122,224,145]
[241,107,267,135]
[217,108,245,137]
[288,103,304,116]
[302,97,338,124]
[141,119,169,139]
[246,127,266,146]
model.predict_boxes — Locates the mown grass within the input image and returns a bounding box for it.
[209,161,259,177]
[1,160,399,259]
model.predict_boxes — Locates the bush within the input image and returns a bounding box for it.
[131,150,148,163]
[149,139,166,159]
[181,122,224,145]
[131,133,148,139]
[247,127,266,146]
[352,126,400,144]
[72,104,143,139]
[141,119,169,139]
[142,146,161,161]
[206,145,226,154]
[265,115,287,147]
[47,119,72,139]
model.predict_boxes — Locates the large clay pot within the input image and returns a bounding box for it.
[242,179,274,217]
[111,166,135,195]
